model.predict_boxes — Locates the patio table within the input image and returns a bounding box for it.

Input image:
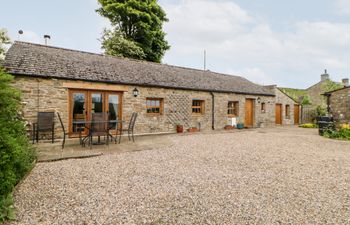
[73,120,124,145]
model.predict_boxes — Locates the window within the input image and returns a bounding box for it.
[228,101,239,117]
[192,100,204,114]
[285,105,290,118]
[146,98,163,115]
[261,103,266,113]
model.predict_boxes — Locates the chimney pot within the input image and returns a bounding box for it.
[342,78,349,87]
[321,69,329,81]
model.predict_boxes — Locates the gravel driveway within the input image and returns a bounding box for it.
[11,127,350,224]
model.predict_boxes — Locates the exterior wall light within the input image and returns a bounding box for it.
[257,97,261,103]
[133,88,139,97]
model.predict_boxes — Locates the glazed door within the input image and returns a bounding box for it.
[275,104,282,125]
[294,104,300,125]
[245,99,254,127]
[69,90,122,136]
[105,93,121,130]
[69,90,88,135]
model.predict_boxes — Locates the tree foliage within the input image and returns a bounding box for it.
[101,29,146,59]
[0,68,36,221]
[97,0,170,62]
[0,29,11,63]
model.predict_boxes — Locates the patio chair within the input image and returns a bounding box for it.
[57,112,85,149]
[32,112,55,144]
[87,112,109,149]
[119,112,138,143]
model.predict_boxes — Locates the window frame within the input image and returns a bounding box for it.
[285,104,290,118]
[146,98,164,115]
[192,100,205,115]
[227,101,239,117]
[261,102,266,113]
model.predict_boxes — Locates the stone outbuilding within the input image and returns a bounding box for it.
[325,86,350,124]
[4,42,298,139]
[266,85,300,125]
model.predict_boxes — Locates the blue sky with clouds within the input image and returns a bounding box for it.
[1,0,350,88]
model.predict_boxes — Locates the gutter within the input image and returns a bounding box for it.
[210,92,215,130]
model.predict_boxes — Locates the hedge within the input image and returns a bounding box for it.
[0,68,36,221]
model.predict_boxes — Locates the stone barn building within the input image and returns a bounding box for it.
[325,85,350,124]
[4,42,297,139]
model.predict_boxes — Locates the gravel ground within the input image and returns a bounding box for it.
[11,127,350,224]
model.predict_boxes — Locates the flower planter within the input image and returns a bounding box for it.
[176,125,184,133]
[236,123,244,129]
[187,127,199,133]
[224,125,235,130]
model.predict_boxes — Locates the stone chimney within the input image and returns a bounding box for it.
[321,69,330,81]
[342,78,349,87]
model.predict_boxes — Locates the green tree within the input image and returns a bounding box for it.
[101,29,146,59]
[0,29,11,63]
[97,0,170,62]
[0,68,36,221]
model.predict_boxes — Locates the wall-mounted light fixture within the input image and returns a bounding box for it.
[133,88,139,97]
[257,97,261,103]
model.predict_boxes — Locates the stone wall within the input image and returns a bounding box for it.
[213,93,275,128]
[329,88,350,124]
[12,76,279,139]
[275,88,297,125]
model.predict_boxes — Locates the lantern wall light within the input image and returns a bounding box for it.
[133,88,139,97]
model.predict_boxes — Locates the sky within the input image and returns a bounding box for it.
[1,0,350,88]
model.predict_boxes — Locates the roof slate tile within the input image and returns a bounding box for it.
[4,41,274,96]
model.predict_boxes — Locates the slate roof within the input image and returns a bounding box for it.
[4,41,274,96]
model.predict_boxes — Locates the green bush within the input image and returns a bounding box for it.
[0,68,36,221]
[323,127,350,140]
[299,123,317,128]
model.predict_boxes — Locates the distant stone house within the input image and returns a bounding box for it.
[324,86,350,124]
[4,42,297,138]
[280,70,347,108]
[280,70,348,123]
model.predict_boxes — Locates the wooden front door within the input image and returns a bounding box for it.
[245,99,254,127]
[294,104,300,125]
[275,104,282,125]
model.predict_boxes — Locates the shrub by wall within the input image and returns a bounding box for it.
[323,124,350,141]
[0,68,36,221]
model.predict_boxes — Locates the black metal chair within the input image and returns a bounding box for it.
[87,112,109,149]
[119,112,138,143]
[32,112,55,144]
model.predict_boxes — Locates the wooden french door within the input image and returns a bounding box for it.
[69,90,122,136]
[275,104,282,125]
[294,104,300,125]
[245,99,254,127]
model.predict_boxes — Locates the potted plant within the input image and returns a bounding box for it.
[176,124,184,133]
[237,123,244,129]
[188,127,199,133]
[224,125,235,130]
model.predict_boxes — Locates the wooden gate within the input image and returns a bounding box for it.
[275,104,282,125]
[245,99,254,127]
[294,104,300,124]
[301,105,314,124]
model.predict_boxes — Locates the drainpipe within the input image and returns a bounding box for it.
[37,78,40,113]
[210,92,215,130]
[325,94,331,115]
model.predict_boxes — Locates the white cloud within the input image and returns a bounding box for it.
[161,0,350,88]
[335,0,350,15]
